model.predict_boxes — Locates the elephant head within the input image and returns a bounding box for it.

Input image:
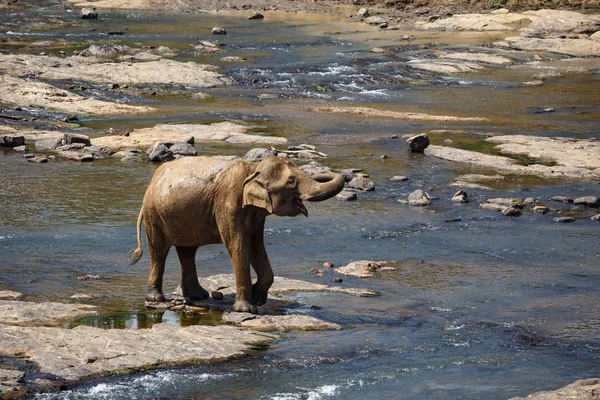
[242,157,344,217]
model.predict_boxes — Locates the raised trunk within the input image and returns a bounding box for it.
[299,172,345,202]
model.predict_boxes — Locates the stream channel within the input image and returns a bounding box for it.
[1,6,599,400]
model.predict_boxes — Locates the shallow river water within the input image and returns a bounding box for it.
[1,7,600,400]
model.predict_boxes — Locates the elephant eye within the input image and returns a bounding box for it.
[287,176,297,186]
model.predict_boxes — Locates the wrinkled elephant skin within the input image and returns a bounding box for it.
[130,156,344,313]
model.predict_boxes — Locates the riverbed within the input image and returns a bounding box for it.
[1,5,599,399]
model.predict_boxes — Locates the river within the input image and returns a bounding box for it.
[0,6,599,400]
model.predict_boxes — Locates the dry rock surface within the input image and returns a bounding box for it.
[312,106,487,122]
[0,300,98,326]
[335,260,401,278]
[93,122,287,150]
[508,378,600,400]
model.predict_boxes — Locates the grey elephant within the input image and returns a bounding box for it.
[129,156,344,313]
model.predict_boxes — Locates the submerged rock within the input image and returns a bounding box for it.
[407,189,431,206]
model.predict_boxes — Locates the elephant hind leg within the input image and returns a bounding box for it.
[176,246,209,301]
[147,239,169,302]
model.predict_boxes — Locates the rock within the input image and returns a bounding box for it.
[591,214,600,221]
[147,142,174,162]
[487,198,523,207]
[493,36,600,57]
[456,174,505,182]
[521,10,600,38]
[451,190,469,203]
[63,133,91,146]
[226,312,257,324]
[230,314,341,332]
[533,205,550,214]
[59,151,94,162]
[169,142,197,157]
[0,290,22,300]
[365,16,386,25]
[79,44,132,58]
[502,205,522,217]
[524,197,537,204]
[212,27,227,35]
[323,261,335,268]
[0,300,97,326]
[245,148,277,161]
[247,12,264,20]
[0,323,276,383]
[336,190,358,201]
[313,106,487,122]
[340,169,357,182]
[449,181,493,190]
[390,175,408,181]
[69,293,105,300]
[27,156,48,163]
[332,278,343,283]
[551,196,574,203]
[221,56,247,63]
[35,137,63,151]
[553,216,576,223]
[80,7,98,19]
[347,176,375,191]
[0,368,25,397]
[335,260,399,278]
[573,196,600,207]
[421,12,534,31]
[406,133,430,153]
[480,203,505,211]
[438,52,514,65]
[407,189,431,206]
[77,275,103,281]
[408,60,485,74]
[13,145,28,152]
[357,8,369,18]
[0,135,25,147]
[508,378,600,400]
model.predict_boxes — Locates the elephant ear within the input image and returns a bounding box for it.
[243,171,273,213]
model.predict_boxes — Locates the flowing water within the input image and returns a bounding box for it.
[1,7,599,400]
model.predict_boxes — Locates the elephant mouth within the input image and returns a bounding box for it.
[296,197,308,217]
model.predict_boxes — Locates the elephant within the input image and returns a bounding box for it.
[129,156,345,313]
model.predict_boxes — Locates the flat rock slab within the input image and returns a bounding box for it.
[195,274,380,297]
[0,291,23,300]
[0,54,231,87]
[225,312,341,331]
[92,122,287,151]
[0,75,152,115]
[0,323,276,382]
[335,260,401,278]
[312,106,487,122]
[0,300,98,326]
[494,36,600,57]
[508,378,600,400]
[424,145,600,181]
[486,135,600,170]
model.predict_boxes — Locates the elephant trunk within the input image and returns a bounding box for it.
[300,172,345,202]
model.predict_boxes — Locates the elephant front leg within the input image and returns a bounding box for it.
[176,246,209,301]
[250,227,274,306]
[224,236,257,314]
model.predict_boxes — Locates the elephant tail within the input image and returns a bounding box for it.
[128,209,144,265]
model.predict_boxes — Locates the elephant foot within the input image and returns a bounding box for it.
[252,285,269,307]
[182,286,209,301]
[233,299,258,314]
[146,288,165,302]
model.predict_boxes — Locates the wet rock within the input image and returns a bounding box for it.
[449,181,493,190]
[551,196,574,203]
[0,135,24,147]
[27,156,48,163]
[247,12,264,20]
[79,44,132,58]
[390,175,408,181]
[309,268,325,277]
[336,190,358,201]
[221,56,247,63]
[13,145,28,152]
[357,8,369,18]
[245,148,277,161]
[0,300,97,326]
[60,151,94,162]
[0,368,25,397]
[323,261,335,268]
[335,260,399,278]
[169,142,197,157]
[347,176,375,191]
[480,203,505,211]
[487,198,523,207]
[80,7,98,19]
[502,205,522,217]
[438,52,514,65]
[0,290,22,300]
[573,196,599,208]
[0,323,276,384]
[77,274,104,281]
[228,314,342,332]
[408,60,485,74]
[451,190,469,203]
[63,133,91,146]
[407,189,431,206]
[225,312,257,324]
[591,214,600,221]
[533,205,550,214]
[147,142,174,162]
[406,133,430,153]
[69,293,106,300]
[553,216,576,223]
[508,378,600,400]
[340,169,358,182]
[212,27,227,35]
[314,106,487,123]
[524,197,537,204]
